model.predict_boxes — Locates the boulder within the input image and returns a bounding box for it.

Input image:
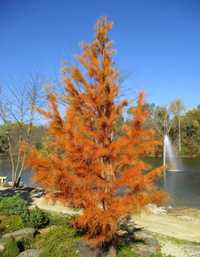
[38,225,57,235]
[30,188,44,199]
[77,240,120,257]
[106,245,117,257]
[131,243,160,257]
[17,249,40,257]
[131,230,161,257]
[2,228,36,241]
[76,240,100,257]
[145,204,167,215]
[134,230,155,242]
[0,241,5,253]
[118,215,135,234]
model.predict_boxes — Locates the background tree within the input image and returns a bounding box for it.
[0,75,44,187]
[26,17,165,252]
[142,104,170,156]
[137,102,200,157]
[169,99,186,153]
[180,107,200,156]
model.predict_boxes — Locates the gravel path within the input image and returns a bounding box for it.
[133,212,200,243]
[154,238,200,257]
[32,197,81,216]
[32,197,200,257]
[133,211,200,257]
[33,196,200,244]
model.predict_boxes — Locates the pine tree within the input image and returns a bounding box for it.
[26,17,165,248]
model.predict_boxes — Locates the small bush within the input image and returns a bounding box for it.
[28,207,49,229]
[20,208,30,225]
[2,238,20,257]
[35,225,80,257]
[21,207,49,229]
[0,195,28,216]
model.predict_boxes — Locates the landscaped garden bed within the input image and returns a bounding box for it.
[0,194,172,257]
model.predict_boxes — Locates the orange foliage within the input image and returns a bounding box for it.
[26,17,166,247]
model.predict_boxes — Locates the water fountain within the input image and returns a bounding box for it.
[163,134,183,172]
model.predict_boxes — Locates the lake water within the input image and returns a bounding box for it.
[0,157,33,186]
[0,157,200,208]
[147,158,200,208]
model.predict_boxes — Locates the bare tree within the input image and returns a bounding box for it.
[169,99,186,153]
[0,75,44,187]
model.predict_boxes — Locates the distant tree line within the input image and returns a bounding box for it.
[138,100,200,157]
[0,74,199,188]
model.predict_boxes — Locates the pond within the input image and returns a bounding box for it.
[0,157,200,208]
[0,157,33,187]
[147,158,200,208]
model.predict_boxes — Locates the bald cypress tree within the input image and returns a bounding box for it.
[26,17,165,249]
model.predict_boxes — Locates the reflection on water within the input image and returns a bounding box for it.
[0,157,200,208]
[0,157,33,186]
[147,158,200,208]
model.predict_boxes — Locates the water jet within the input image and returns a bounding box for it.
[163,134,183,172]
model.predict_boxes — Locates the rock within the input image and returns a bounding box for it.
[76,240,117,257]
[2,228,36,241]
[17,249,40,257]
[118,215,135,234]
[117,229,128,237]
[30,188,44,199]
[145,204,167,215]
[38,225,57,235]
[0,241,5,253]
[131,230,161,257]
[76,240,100,257]
[106,245,117,257]
[131,242,160,257]
[134,230,160,248]
[134,230,155,242]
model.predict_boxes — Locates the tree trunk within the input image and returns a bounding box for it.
[13,176,21,188]
[178,117,181,153]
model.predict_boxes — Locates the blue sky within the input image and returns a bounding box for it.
[0,0,200,109]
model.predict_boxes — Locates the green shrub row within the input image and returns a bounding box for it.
[0,195,49,229]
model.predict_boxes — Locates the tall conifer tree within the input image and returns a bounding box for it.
[27,17,165,247]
